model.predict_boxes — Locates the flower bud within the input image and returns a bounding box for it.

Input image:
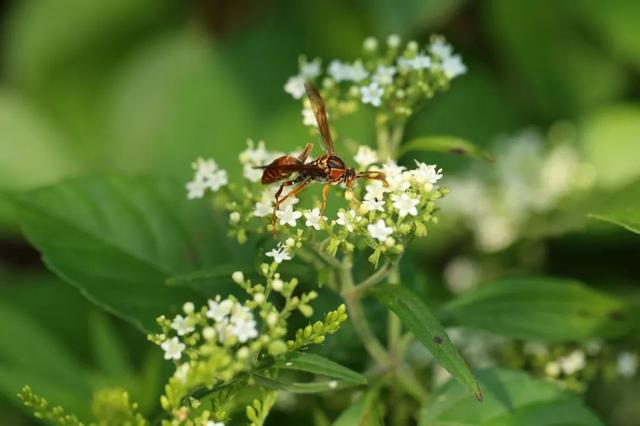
[231,271,244,284]
[253,293,265,304]
[268,340,288,356]
[272,278,284,292]
[202,327,216,341]
[229,211,240,224]
[363,37,378,52]
[183,302,195,314]
[387,34,401,48]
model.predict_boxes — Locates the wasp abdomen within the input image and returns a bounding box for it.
[261,155,303,184]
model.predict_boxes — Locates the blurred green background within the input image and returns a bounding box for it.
[1,0,639,424]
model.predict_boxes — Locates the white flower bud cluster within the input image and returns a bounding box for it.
[149,262,342,423]
[442,130,596,253]
[186,158,229,199]
[282,34,466,126]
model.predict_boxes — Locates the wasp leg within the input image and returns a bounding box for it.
[356,171,388,186]
[297,143,314,162]
[320,183,331,216]
[272,179,298,230]
[272,178,313,232]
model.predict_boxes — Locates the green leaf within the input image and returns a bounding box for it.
[0,301,92,418]
[368,0,465,36]
[398,136,494,163]
[104,30,255,181]
[0,90,79,229]
[332,387,382,426]
[419,368,603,426]
[588,178,640,234]
[372,284,482,401]
[253,374,359,394]
[166,265,255,296]
[579,104,640,189]
[486,0,627,119]
[274,352,367,385]
[89,312,133,382]
[14,175,238,332]
[440,277,630,341]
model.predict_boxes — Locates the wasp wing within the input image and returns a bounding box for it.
[304,83,335,155]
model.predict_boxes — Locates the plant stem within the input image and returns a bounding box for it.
[343,260,391,299]
[338,255,389,366]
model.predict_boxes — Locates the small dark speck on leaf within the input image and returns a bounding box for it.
[608,310,625,321]
[433,335,443,344]
[449,148,467,156]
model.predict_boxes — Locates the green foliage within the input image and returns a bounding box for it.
[440,278,630,341]
[332,387,382,426]
[419,368,603,426]
[13,176,237,332]
[274,352,367,385]
[398,135,494,162]
[372,284,482,400]
[588,178,640,235]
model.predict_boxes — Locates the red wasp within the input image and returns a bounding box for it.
[259,83,387,229]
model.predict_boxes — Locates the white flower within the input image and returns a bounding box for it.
[354,146,379,168]
[276,205,302,227]
[266,243,292,264]
[231,317,258,343]
[171,315,195,336]
[192,158,218,176]
[206,421,225,426]
[207,298,234,322]
[373,65,396,85]
[382,160,405,178]
[430,39,453,58]
[361,82,384,107]
[397,57,413,71]
[364,181,388,200]
[186,157,228,198]
[559,350,586,375]
[239,140,271,165]
[412,161,443,190]
[336,209,360,232]
[186,178,207,199]
[441,54,466,78]
[616,352,637,378]
[328,60,368,82]
[411,53,432,70]
[328,60,349,81]
[304,208,325,230]
[215,320,234,344]
[284,75,306,99]
[391,193,419,217]
[243,164,263,182]
[363,197,385,212]
[253,199,272,217]
[161,337,185,361]
[302,106,317,127]
[300,58,321,79]
[443,256,479,295]
[368,219,393,242]
[205,169,228,191]
[387,34,401,48]
[349,61,368,82]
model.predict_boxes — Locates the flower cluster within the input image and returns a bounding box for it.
[186,158,229,199]
[442,129,596,252]
[195,141,446,268]
[284,34,466,127]
[147,262,347,424]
